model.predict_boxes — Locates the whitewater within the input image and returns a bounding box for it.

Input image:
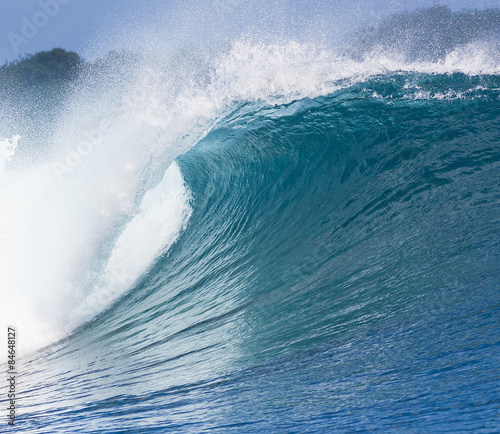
[0,4,499,433]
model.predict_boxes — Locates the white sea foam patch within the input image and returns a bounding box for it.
[375,41,500,76]
[0,162,63,356]
[181,39,500,110]
[69,162,192,328]
[0,160,191,356]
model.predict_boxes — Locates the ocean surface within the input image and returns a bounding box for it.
[1,28,500,433]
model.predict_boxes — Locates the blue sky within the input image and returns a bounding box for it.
[1,0,499,63]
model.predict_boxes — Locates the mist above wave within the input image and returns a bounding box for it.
[350,6,500,62]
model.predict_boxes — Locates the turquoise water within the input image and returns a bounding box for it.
[10,72,500,432]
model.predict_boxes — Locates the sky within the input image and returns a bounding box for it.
[1,0,499,63]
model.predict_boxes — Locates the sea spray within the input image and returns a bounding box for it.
[0,135,19,178]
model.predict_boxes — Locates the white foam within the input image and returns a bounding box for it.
[69,162,192,328]
[0,161,191,355]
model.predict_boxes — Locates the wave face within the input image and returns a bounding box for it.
[6,67,498,432]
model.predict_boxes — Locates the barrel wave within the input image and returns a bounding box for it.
[6,68,498,432]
